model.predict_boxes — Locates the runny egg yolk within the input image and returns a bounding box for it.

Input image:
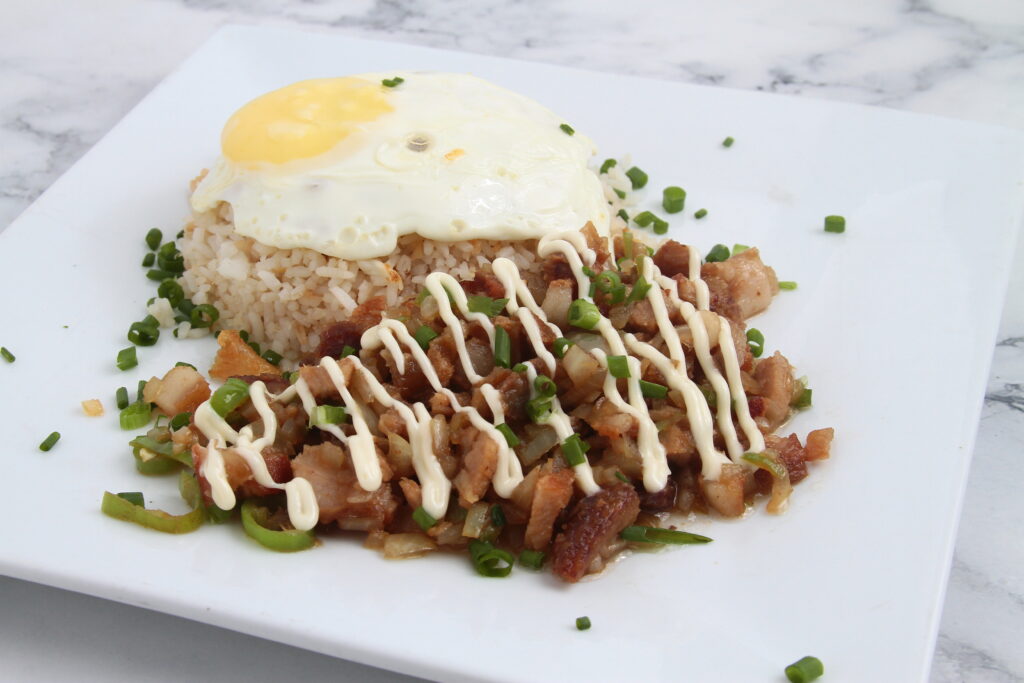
[221,78,394,165]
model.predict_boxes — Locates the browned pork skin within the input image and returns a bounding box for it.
[551,484,641,582]
[291,442,398,531]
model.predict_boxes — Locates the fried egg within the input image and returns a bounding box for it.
[190,72,611,259]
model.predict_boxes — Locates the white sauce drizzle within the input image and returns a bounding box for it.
[194,228,767,530]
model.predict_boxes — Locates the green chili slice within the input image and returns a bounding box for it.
[240,499,316,552]
[742,451,788,479]
[101,490,203,534]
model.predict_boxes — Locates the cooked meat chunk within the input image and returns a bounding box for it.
[701,247,779,320]
[471,368,529,423]
[314,297,387,359]
[191,444,292,505]
[291,442,398,531]
[752,351,796,431]
[653,240,692,278]
[453,429,499,507]
[523,464,576,551]
[701,463,749,517]
[209,330,280,381]
[551,484,640,582]
[805,428,834,461]
[143,365,210,416]
[766,433,809,484]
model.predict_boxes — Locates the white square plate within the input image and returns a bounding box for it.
[2,25,1022,683]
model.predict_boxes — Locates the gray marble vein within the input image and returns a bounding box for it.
[1,1,1021,681]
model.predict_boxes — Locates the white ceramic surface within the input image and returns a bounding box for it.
[1,25,1021,683]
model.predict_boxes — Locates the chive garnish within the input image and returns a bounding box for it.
[662,186,686,214]
[616,209,629,222]
[115,386,129,410]
[620,525,713,545]
[518,549,545,570]
[576,616,592,631]
[614,188,627,199]
[39,431,61,452]
[512,362,528,373]
[313,405,347,426]
[127,321,160,347]
[652,216,669,235]
[626,276,651,303]
[625,166,648,190]
[824,215,845,233]
[705,244,730,263]
[414,325,438,350]
[210,378,250,418]
[0,347,13,363]
[145,228,162,251]
[146,268,172,281]
[468,539,514,578]
[694,208,708,219]
[169,412,192,431]
[534,374,557,399]
[778,281,798,290]
[157,280,184,307]
[594,271,626,303]
[606,355,630,379]
[552,337,573,359]
[633,211,655,227]
[746,328,765,358]
[614,471,630,484]
[559,123,575,135]
[381,76,404,88]
[490,504,506,527]
[141,253,155,268]
[119,401,152,430]
[493,326,511,368]
[261,349,283,365]
[600,158,617,174]
[116,347,138,371]
[189,304,219,329]
[412,506,437,531]
[785,656,824,683]
[639,380,668,399]
[247,340,262,356]
[722,136,735,148]
[495,423,520,447]
[567,299,601,330]
[561,434,590,467]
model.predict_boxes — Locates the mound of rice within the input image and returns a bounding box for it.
[179,203,542,361]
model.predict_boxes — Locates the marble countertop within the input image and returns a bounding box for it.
[1,1,1021,681]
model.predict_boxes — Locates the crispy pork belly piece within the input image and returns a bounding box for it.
[700,247,779,320]
[653,240,692,278]
[143,365,210,416]
[805,428,834,461]
[209,330,279,381]
[297,364,344,401]
[291,442,398,531]
[639,478,678,512]
[580,222,611,268]
[551,484,640,582]
[453,428,499,507]
[700,463,750,518]
[314,297,387,360]
[459,270,506,299]
[523,464,576,551]
[191,444,292,505]
[766,433,809,484]
[752,351,797,431]
[471,368,530,422]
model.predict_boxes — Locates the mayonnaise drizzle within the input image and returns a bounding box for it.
[194,228,768,531]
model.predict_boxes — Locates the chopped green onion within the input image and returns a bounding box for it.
[176,229,184,239]
[620,525,713,545]
[616,209,629,222]
[261,349,283,365]
[189,304,219,329]
[743,451,787,479]
[1,346,14,363]
[467,295,508,318]
[625,166,648,190]
[553,337,573,359]
[778,281,798,290]
[568,299,601,330]
[145,228,162,250]
[662,186,686,214]
[559,123,575,135]
[468,539,514,577]
[732,243,750,254]
[495,423,520,447]
[210,378,250,418]
[177,299,195,316]
[518,549,545,570]
[694,208,708,219]
[157,279,184,308]
[381,76,404,88]
[705,244,730,263]
[652,216,669,235]
[562,434,590,467]
[115,386,129,410]
[824,215,846,233]
[39,431,61,452]
[141,252,155,268]
[240,500,315,551]
[414,325,438,350]
[640,380,668,399]
[600,158,617,173]
[512,362,528,373]
[490,504,506,527]
[238,330,250,342]
[127,320,159,347]
[614,188,627,199]
[722,136,735,148]
[102,490,204,534]
[633,211,655,227]
[785,656,824,683]
[614,471,630,484]
[313,405,347,426]
[626,275,651,303]
[169,412,191,430]
[576,616,591,631]
[493,326,511,368]
[137,379,147,401]
[119,401,152,431]
[606,355,630,379]
[623,230,634,259]
[340,345,357,358]
[412,506,437,531]
[699,384,717,410]
[793,387,813,409]
[116,346,138,371]
[746,328,765,358]
[526,397,552,423]
[534,374,557,399]
[146,268,172,282]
